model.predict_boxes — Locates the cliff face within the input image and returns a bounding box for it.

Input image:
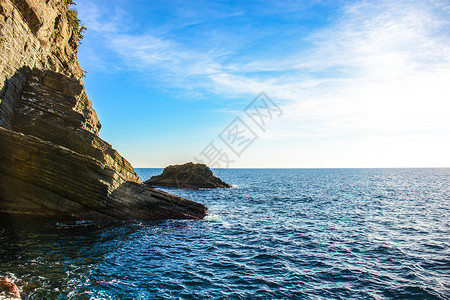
[1,0,84,130]
[0,0,207,220]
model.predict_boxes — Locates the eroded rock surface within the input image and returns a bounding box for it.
[0,0,207,220]
[145,162,231,189]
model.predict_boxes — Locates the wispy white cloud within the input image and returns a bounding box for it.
[266,0,450,138]
[76,1,133,33]
[78,0,450,166]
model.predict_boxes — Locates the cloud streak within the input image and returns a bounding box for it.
[77,0,450,166]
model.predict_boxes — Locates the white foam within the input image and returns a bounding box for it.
[204,214,222,222]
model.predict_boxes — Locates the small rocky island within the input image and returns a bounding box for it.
[145,163,231,188]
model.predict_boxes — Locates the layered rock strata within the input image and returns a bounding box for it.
[0,0,207,220]
[145,162,231,189]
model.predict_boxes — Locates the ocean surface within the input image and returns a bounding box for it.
[0,168,449,299]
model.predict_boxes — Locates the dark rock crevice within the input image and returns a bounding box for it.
[11,0,42,36]
[0,66,30,129]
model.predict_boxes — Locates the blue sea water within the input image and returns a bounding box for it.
[0,168,449,299]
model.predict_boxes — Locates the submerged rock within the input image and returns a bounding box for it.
[0,0,207,220]
[145,162,231,188]
[0,277,20,299]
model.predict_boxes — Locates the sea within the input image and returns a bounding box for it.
[0,168,449,299]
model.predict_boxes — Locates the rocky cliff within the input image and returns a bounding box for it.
[0,0,207,220]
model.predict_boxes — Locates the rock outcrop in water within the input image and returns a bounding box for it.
[0,0,207,220]
[145,162,231,188]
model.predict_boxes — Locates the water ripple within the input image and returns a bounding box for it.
[0,168,449,299]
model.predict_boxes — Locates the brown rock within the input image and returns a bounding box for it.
[0,0,207,220]
[0,68,207,220]
[0,0,83,94]
[0,277,20,299]
[145,162,231,189]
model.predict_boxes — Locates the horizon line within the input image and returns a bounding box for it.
[134,166,450,169]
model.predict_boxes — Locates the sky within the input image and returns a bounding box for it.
[75,0,450,168]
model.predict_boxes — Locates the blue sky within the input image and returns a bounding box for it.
[76,0,450,168]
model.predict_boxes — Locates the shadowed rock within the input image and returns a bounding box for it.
[0,68,207,220]
[145,162,231,189]
[109,182,207,219]
[0,0,207,220]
